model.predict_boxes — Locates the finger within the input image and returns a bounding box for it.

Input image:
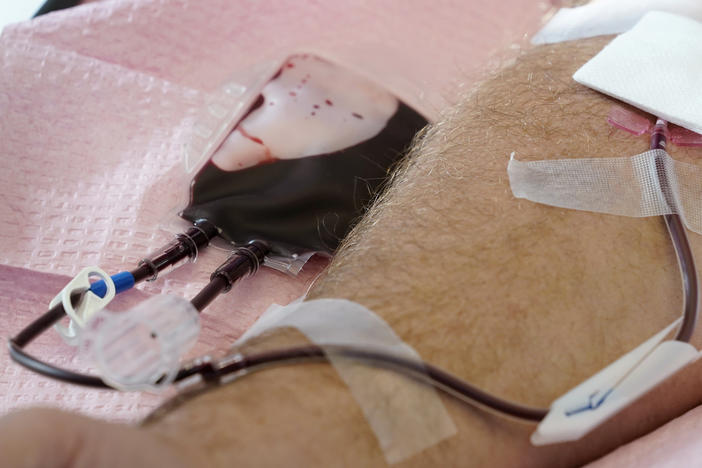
[0,408,197,468]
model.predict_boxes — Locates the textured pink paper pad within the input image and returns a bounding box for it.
[0,0,553,283]
[3,0,553,118]
[0,0,551,421]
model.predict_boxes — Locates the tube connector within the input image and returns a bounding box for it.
[210,240,270,293]
[82,294,200,391]
[134,219,220,283]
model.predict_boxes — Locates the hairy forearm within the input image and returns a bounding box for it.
[7,36,702,468]
[308,35,683,404]
[150,36,702,466]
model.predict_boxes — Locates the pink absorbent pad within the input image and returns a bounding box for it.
[0,0,550,420]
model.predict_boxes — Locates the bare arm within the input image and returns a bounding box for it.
[5,36,702,467]
[147,36,702,466]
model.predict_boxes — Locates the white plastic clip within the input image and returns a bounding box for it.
[49,266,116,346]
[532,318,699,445]
[82,294,200,392]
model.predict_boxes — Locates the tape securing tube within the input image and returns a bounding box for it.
[508,148,702,443]
[532,318,699,445]
[235,299,457,464]
[508,149,702,234]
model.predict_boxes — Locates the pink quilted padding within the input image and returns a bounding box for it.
[3,0,551,118]
[0,0,551,421]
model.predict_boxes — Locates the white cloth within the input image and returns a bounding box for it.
[574,11,702,134]
[532,0,702,44]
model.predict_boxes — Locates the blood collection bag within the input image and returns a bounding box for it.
[181,54,428,256]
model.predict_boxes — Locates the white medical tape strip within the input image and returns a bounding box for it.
[507,149,702,234]
[532,0,702,45]
[236,298,457,464]
[573,11,702,135]
[508,149,702,442]
[532,318,700,445]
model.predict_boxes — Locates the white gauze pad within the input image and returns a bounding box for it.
[532,0,702,45]
[508,149,702,233]
[235,299,457,464]
[573,11,702,134]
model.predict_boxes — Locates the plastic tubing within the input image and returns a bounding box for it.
[650,119,699,342]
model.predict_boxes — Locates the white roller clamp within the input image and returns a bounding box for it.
[49,266,116,345]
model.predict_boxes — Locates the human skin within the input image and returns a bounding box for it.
[3,36,702,467]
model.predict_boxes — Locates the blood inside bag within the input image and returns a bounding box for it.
[181,54,428,255]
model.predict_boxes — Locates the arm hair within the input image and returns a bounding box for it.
[28,36,702,468]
